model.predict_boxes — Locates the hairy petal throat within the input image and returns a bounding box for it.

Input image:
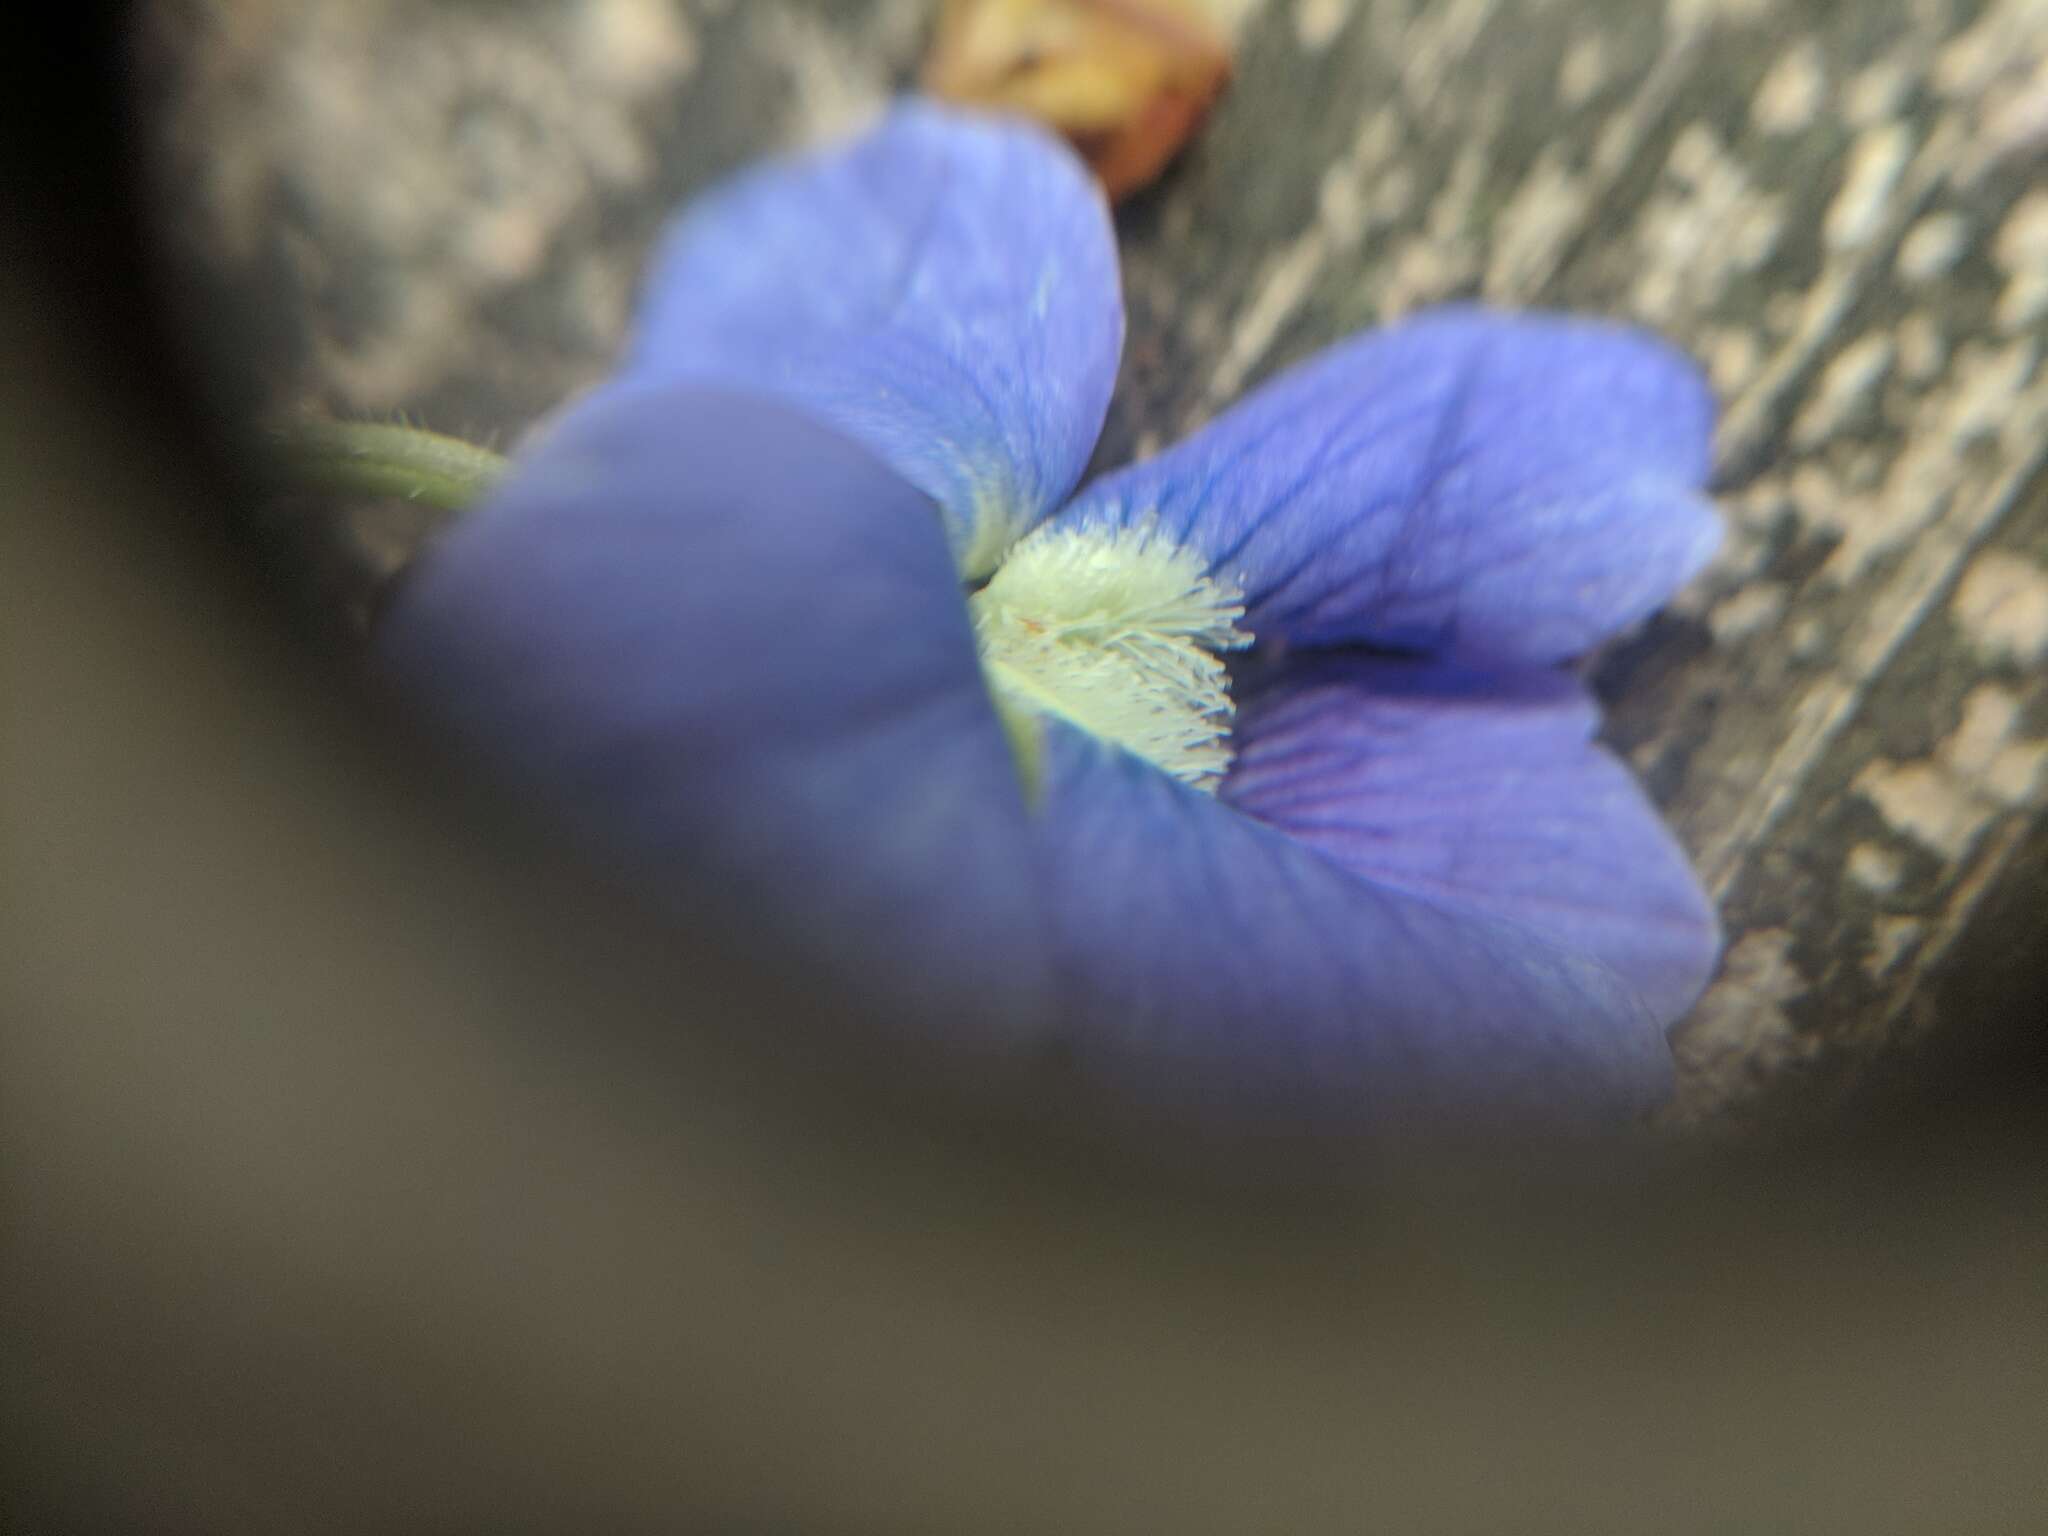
[969,520,1250,793]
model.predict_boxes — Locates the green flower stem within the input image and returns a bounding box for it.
[268,420,509,511]
[984,678,1047,807]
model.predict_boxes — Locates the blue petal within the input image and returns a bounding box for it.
[379,383,1057,1051]
[1058,307,1720,662]
[1224,656,1719,1027]
[629,102,1123,578]
[1028,726,1677,1131]
[378,384,1681,1134]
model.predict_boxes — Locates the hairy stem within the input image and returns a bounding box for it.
[268,420,508,511]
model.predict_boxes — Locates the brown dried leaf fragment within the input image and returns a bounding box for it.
[924,0,1233,201]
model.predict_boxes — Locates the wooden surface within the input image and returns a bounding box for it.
[142,0,2048,1130]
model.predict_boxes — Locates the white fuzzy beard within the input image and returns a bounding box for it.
[969,519,1250,793]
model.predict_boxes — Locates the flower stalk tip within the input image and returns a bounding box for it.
[267,419,510,512]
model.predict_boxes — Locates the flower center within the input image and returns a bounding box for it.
[968,519,1250,793]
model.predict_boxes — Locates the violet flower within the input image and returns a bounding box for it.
[384,103,1722,1134]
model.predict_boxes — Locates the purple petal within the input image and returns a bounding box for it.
[1029,726,1678,1132]
[629,102,1123,577]
[376,386,1682,1135]
[379,383,1057,1050]
[1059,307,1720,663]
[1224,656,1719,1027]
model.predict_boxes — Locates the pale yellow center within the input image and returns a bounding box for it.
[968,518,1250,793]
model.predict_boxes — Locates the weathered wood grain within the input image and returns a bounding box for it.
[140,0,2048,1129]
